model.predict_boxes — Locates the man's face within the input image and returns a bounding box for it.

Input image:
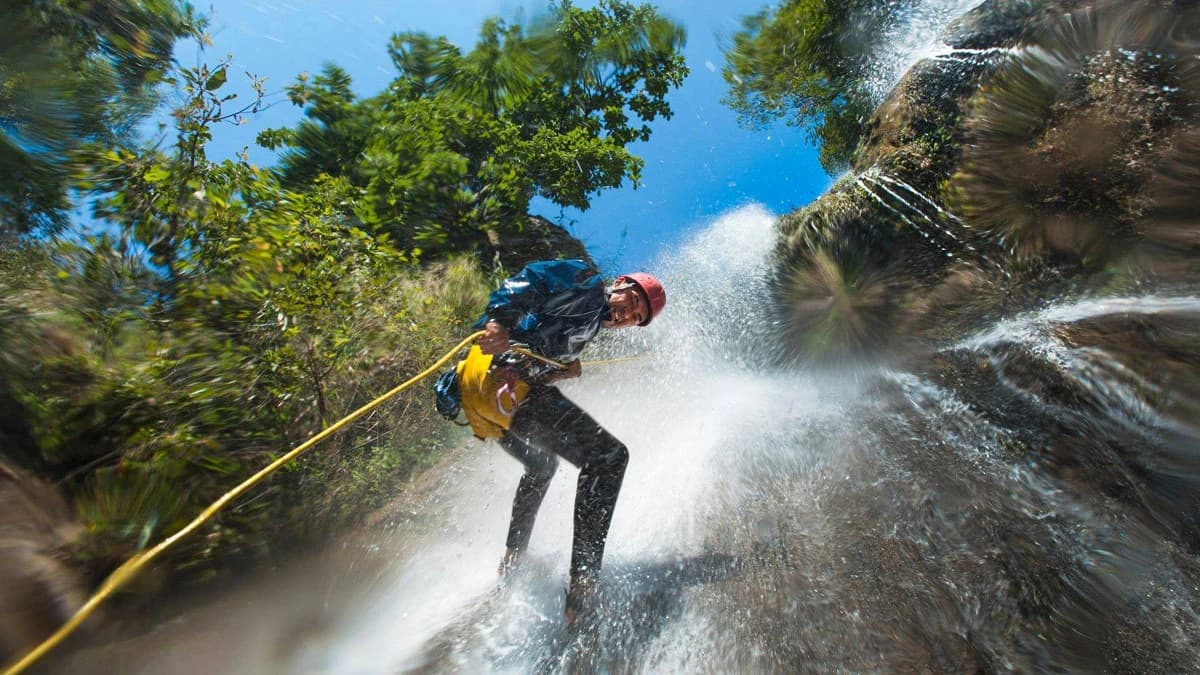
[602,286,649,328]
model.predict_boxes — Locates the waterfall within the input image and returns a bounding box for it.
[306,204,847,673]
[862,0,986,101]
[300,209,1200,672]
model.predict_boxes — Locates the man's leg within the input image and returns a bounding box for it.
[498,431,558,569]
[507,386,629,615]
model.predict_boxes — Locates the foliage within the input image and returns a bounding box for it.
[77,56,270,284]
[1,0,667,587]
[3,43,491,578]
[266,0,688,259]
[262,65,377,191]
[0,0,200,235]
[722,0,910,172]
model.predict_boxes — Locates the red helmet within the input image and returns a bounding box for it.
[616,272,666,326]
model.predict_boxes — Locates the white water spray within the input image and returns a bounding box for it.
[862,0,986,101]
[290,204,852,674]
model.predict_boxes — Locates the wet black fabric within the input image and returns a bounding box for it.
[499,384,628,580]
[474,259,609,382]
[433,369,461,420]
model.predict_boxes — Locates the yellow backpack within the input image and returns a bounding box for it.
[455,345,530,440]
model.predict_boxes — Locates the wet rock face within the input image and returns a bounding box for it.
[0,463,86,665]
[944,0,1091,50]
[950,7,1200,260]
[773,0,1200,364]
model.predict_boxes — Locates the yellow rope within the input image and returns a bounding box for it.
[510,348,645,370]
[580,354,645,367]
[3,333,645,674]
[2,331,486,675]
[509,346,565,369]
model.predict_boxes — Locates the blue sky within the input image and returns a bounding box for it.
[188,0,833,272]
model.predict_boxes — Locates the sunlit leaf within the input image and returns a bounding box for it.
[205,67,227,91]
[143,167,170,183]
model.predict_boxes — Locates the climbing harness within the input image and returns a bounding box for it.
[447,344,572,441]
[454,345,531,441]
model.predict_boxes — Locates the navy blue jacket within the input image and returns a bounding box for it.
[475,259,610,380]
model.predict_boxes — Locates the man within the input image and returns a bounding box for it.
[469,258,665,626]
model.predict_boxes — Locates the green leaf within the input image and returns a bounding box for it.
[205,67,227,91]
[144,167,171,183]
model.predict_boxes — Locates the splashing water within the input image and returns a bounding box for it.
[855,171,965,263]
[855,169,1008,276]
[862,0,986,101]
[963,295,1200,356]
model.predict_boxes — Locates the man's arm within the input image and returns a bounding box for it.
[474,259,597,331]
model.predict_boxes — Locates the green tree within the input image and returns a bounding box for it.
[8,53,490,574]
[388,32,462,101]
[360,97,524,254]
[263,65,378,191]
[78,56,271,290]
[264,0,688,260]
[0,0,200,235]
[722,0,908,172]
[522,0,687,146]
[444,19,536,116]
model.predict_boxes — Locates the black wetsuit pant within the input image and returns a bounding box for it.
[498,384,628,581]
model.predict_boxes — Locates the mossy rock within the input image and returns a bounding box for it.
[773,177,977,362]
[483,215,595,274]
[775,0,1200,361]
[948,16,1200,267]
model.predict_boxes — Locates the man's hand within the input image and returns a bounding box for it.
[478,320,511,355]
[544,359,582,383]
